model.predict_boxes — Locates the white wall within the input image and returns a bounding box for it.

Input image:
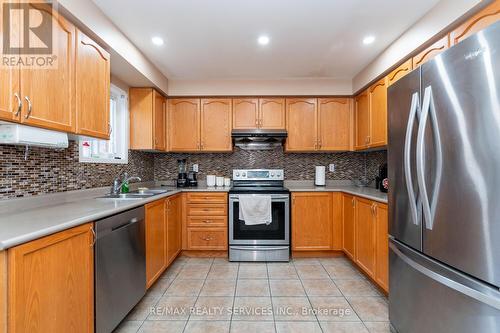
[352,0,482,93]
[168,78,352,96]
[57,0,169,94]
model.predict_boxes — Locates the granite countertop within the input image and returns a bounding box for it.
[285,181,388,203]
[0,180,386,251]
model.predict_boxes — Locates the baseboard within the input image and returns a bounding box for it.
[181,250,228,258]
[292,250,344,258]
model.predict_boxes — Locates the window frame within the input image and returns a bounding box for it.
[78,84,129,164]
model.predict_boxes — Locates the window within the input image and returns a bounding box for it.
[79,84,129,164]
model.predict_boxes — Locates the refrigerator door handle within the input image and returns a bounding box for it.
[416,86,443,231]
[404,92,421,225]
[390,241,500,310]
[417,86,432,229]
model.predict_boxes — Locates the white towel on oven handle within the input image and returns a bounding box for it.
[238,195,272,225]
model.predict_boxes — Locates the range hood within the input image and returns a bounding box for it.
[232,129,287,150]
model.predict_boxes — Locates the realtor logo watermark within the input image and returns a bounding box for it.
[1,0,58,68]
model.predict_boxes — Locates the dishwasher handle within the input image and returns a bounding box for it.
[111,217,140,231]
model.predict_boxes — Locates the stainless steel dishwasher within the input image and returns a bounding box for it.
[95,206,146,333]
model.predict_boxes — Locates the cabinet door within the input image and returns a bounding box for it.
[75,30,110,139]
[201,98,232,152]
[232,98,258,129]
[153,91,166,151]
[259,98,286,129]
[342,194,356,260]
[450,1,500,45]
[331,192,343,250]
[167,195,182,265]
[318,98,351,151]
[0,2,20,123]
[368,78,387,148]
[145,200,167,288]
[354,91,370,150]
[355,198,376,277]
[375,203,389,292]
[412,35,449,69]
[169,99,200,152]
[292,193,333,251]
[286,98,317,151]
[8,223,94,333]
[21,10,76,132]
[387,59,413,87]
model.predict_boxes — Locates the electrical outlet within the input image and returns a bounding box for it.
[329,164,335,172]
[192,164,199,172]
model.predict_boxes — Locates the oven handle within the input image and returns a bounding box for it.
[229,194,290,200]
[230,246,290,251]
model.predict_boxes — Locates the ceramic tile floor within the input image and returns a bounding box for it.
[114,256,392,333]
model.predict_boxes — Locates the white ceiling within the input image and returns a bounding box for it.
[92,0,440,81]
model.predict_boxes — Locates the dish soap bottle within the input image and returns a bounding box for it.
[121,172,130,193]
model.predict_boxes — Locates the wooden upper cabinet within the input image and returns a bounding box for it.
[20,9,76,132]
[201,99,232,152]
[8,223,94,333]
[387,59,413,87]
[412,35,449,69]
[342,194,356,260]
[168,99,201,152]
[292,192,333,251]
[375,203,389,292]
[130,88,166,151]
[318,98,352,151]
[166,195,182,266]
[232,98,259,129]
[153,91,166,150]
[285,98,317,151]
[354,91,370,150]
[145,200,167,288]
[450,1,500,45]
[75,30,110,139]
[355,197,376,278]
[369,78,388,148]
[259,98,286,129]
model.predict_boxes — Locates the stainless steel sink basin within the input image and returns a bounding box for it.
[96,193,156,200]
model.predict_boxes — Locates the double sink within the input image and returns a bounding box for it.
[97,188,174,200]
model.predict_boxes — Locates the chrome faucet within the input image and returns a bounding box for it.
[111,175,142,194]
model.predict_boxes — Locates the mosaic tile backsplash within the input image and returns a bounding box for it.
[0,143,386,199]
[0,141,155,199]
[154,147,387,182]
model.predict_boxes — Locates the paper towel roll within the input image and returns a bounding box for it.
[315,166,326,186]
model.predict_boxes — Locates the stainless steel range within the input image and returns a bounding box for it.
[229,169,290,262]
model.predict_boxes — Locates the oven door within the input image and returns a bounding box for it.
[229,194,290,245]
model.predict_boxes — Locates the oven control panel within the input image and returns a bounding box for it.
[233,169,284,181]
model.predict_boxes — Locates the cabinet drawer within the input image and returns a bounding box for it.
[187,216,227,227]
[187,204,227,216]
[187,228,228,250]
[186,192,227,204]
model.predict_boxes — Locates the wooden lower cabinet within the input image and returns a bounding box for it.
[7,223,94,333]
[167,194,182,266]
[374,203,389,292]
[183,192,228,251]
[355,197,376,277]
[292,192,333,251]
[145,199,167,288]
[342,193,356,259]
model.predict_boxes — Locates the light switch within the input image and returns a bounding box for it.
[329,164,335,172]
[192,164,199,172]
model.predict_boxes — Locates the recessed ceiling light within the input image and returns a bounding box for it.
[363,35,375,45]
[152,36,164,46]
[257,35,270,45]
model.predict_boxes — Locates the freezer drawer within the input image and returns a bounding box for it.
[389,239,500,333]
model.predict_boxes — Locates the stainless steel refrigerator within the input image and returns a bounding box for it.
[388,21,500,333]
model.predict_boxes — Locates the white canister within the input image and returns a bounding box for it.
[224,178,231,187]
[315,166,326,186]
[216,177,224,187]
[206,175,216,187]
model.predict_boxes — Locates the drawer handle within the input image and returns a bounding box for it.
[203,208,210,211]
[200,236,213,241]
[203,220,212,223]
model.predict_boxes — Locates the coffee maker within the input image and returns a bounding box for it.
[376,163,388,193]
[176,159,188,187]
